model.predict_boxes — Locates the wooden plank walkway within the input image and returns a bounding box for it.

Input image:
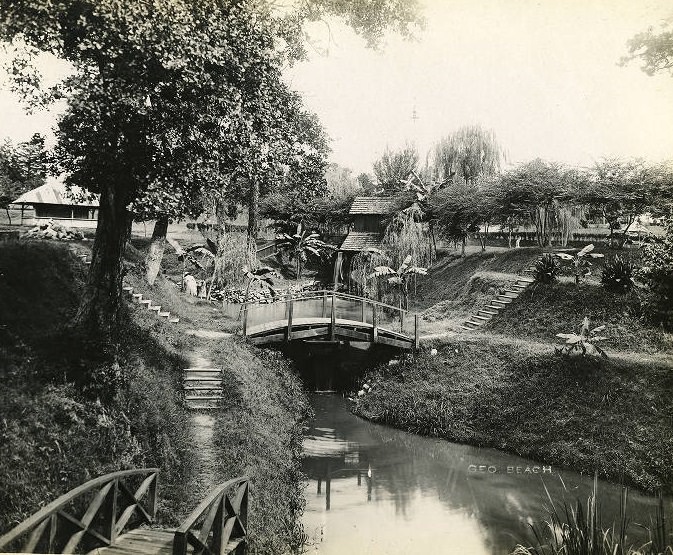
[87,528,245,555]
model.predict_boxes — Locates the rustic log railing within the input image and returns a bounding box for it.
[173,477,249,555]
[0,468,158,554]
[241,290,419,349]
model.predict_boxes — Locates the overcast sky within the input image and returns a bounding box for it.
[1,0,672,177]
[285,0,673,174]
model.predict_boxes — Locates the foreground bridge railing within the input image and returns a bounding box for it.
[0,468,158,554]
[241,290,419,349]
[174,476,249,555]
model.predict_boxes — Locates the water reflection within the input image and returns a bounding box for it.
[302,394,668,555]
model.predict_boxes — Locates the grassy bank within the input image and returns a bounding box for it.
[486,281,673,354]
[353,338,673,494]
[0,240,196,530]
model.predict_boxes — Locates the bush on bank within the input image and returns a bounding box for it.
[353,340,673,494]
[0,241,196,530]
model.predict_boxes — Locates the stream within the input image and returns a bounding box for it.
[301,393,667,555]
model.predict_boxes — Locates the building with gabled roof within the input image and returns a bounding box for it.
[11,178,99,228]
[339,196,397,253]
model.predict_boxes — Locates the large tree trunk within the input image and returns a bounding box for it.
[145,215,169,285]
[247,178,259,248]
[5,207,11,225]
[74,181,132,339]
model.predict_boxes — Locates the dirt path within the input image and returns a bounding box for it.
[184,337,227,496]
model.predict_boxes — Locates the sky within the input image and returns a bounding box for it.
[285,0,673,174]
[1,0,672,176]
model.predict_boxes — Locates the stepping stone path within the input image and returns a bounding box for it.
[182,367,224,410]
[460,276,534,331]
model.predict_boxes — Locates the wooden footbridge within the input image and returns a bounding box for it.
[241,290,419,350]
[0,469,249,555]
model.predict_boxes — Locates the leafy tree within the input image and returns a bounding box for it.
[498,159,580,247]
[638,217,673,329]
[357,172,377,194]
[0,0,422,341]
[621,20,673,77]
[587,159,658,248]
[432,125,503,185]
[0,135,48,224]
[373,144,419,193]
[368,253,427,310]
[325,163,361,198]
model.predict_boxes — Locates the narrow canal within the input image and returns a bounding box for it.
[301,393,666,555]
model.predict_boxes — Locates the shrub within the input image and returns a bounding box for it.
[638,218,673,329]
[533,254,560,283]
[601,255,635,293]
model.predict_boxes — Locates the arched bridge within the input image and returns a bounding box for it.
[242,290,419,350]
[0,469,249,555]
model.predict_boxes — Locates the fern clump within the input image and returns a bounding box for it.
[533,254,560,284]
[601,256,635,294]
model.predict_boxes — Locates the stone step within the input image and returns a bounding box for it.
[466,319,484,326]
[503,289,520,295]
[496,297,513,303]
[511,283,527,289]
[185,395,223,401]
[472,314,490,321]
[491,299,508,305]
[184,385,222,391]
[186,403,220,410]
[132,293,143,300]
[140,299,152,306]
[158,311,170,317]
[184,367,221,373]
[486,305,503,311]
[148,305,161,312]
[169,317,180,324]
[459,325,474,331]
[183,376,222,382]
[478,309,498,316]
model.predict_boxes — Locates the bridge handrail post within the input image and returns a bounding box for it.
[360,298,365,323]
[372,304,378,343]
[414,314,420,350]
[286,294,293,342]
[242,305,248,337]
[330,292,336,341]
[321,291,327,318]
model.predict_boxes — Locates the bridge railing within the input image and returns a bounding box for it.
[0,468,158,554]
[174,476,249,555]
[242,290,419,345]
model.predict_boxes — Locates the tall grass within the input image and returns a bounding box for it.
[511,476,672,555]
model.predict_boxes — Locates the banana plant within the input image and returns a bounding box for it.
[368,254,428,310]
[555,317,608,358]
[275,224,335,278]
[239,265,280,318]
[555,244,605,285]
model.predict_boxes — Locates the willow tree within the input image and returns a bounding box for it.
[432,125,504,185]
[373,144,420,193]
